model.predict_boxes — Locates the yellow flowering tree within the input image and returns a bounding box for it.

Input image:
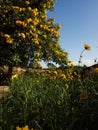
[0,0,68,67]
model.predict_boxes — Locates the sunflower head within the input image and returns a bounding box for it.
[84,44,91,51]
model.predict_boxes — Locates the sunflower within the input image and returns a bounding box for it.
[84,44,91,51]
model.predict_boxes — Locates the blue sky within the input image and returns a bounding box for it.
[47,0,98,66]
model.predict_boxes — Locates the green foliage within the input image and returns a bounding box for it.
[0,0,68,67]
[0,68,98,130]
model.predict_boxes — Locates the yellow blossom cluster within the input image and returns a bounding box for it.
[1,0,60,47]
[16,20,27,27]
[30,25,36,32]
[41,0,52,9]
[14,6,42,45]
[30,8,39,16]
[41,15,47,20]
[25,1,30,5]
[32,18,39,26]
[16,125,33,130]
[18,33,26,39]
[12,6,26,12]
[16,18,32,28]
[33,39,39,45]
[12,6,19,11]
[53,70,58,75]
[57,24,62,29]
[54,31,59,38]
[3,34,13,44]
[43,34,47,39]
[95,68,98,72]
[11,74,18,80]
[60,74,66,80]
[0,0,68,67]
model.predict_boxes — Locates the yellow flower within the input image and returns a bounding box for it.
[16,20,21,25]
[43,4,46,8]
[11,74,18,80]
[4,34,13,44]
[47,21,51,25]
[30,25,36,31]
[80,92,88,99]
[34,40,39,45]
[53,71,57,75]
[25,18,32,24]
[19,7,25,12]
[16,20,26,27]
[23,125,29,130]
[25,1,30,5]
[16,126,21,130]
[33,19,39,26]
[95,68,98,72]
[22,22,27,27]
[18,33,26,39]
[12,6,19,11]
[43,35,47,39]
[44,25,48,30]
[50,28,54,32]
[6,38,13,44]
[47,4,50,9]
[71,63,74,67]
[70,61,75,67]
[16,125,29,130]
[55,50,59,55]
[40,24,43,28]
[60,74,66,79]
[41,15,47,19]
[54,31,59,38]
[57,24,62,29]
[43,9,47,14]
[31,8,38,16]
[33,34,38,39]
[4,34,10,38]
[84,44,91,51]
[27,7,32,11]
[36,52,40,57]
[21,33,26,38]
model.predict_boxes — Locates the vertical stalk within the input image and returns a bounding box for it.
[78,49,85,66]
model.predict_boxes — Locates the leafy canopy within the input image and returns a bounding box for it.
[0,0,68,67]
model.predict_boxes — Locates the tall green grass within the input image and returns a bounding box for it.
[0,68,98,130]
